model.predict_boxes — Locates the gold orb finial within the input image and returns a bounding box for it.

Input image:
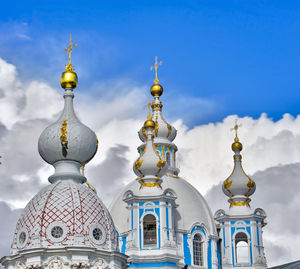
[150,56,163,97]
[231,120,243,152]
[61,34,78,89]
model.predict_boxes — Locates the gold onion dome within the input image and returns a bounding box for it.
[60,34,78,89]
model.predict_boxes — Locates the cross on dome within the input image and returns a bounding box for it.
[230,120,242,142]
[150,56,162,84]
[64,34,77,72]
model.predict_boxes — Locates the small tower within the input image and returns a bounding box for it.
[214,123,267,269]
[138,56,178,177]
[0,35,127,269]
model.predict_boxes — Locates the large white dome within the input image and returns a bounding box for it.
[11,179,118,255]
[109,175,217,236]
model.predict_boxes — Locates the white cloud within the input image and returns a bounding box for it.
[0,57,299,266]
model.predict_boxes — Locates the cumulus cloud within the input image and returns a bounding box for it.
[86,144,132,205]
[0,202,22,257]
[0,57,299,266]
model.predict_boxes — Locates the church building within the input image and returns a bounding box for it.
[0,38,268,269]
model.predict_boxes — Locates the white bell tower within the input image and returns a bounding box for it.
[214,123,267,269]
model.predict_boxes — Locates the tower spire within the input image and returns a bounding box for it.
[222,121,256,214]
[133,102,167,189]
[138,57,178,177]
[38,35,98,184]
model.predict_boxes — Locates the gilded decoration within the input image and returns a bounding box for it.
[166,173,179,179]
[64,34,77,72]
[223,179,232,192]
[150,56,162,85]
[61,34,78,89]
[229,201,250,208]
[134,159,143,169]
[60,120,68,157]
[154,119,159,136]
[139,178,162,189]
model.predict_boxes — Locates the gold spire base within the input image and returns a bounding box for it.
[61,69,78,89]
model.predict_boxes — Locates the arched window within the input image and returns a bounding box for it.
[193,234,203,266]
[143,214,157,247]
[166,152,171,166]
[235,232,249,264]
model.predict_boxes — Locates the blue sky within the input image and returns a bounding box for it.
[1,0,300,126]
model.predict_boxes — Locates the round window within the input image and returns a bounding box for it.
[19,232,26,244]
[17,229,28,249]
[51,226,63,238]
[92,228,103,241]
[89,224,106,245]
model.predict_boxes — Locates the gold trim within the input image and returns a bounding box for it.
[229,201,250,208]
[134,159,143,169]
[139,177,162,189]
[162,145,165,158]
[85,181,95,192]
[60,120,68,157]
[81,164,85,176]
[155,119,159,136]
[166,173,179,179]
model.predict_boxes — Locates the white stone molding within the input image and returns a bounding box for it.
[16,261,26,269]
[48,256,64,269]
[71,262,90,269]
[91,258,106,269]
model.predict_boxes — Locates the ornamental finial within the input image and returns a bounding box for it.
[231,120,242,142]
[61,34,78,89]
[64,34,78,72]
[150,56,162,84]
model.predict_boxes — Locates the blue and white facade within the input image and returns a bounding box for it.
[214,126,267,269]
[110,79,219,269]
[215,209,267,268]
[109,79,268,269]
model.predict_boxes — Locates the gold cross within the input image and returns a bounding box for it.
[150,56,162,84]
[64,34,77,71]
[230,119,242,142]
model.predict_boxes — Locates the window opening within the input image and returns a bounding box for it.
[143,214,157,246]
[235,232,249,264]
[166,152,171,166]
[51,226,63,238]
[193,234,203,266]
[19,232,26,244]
[93,228,103,240]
